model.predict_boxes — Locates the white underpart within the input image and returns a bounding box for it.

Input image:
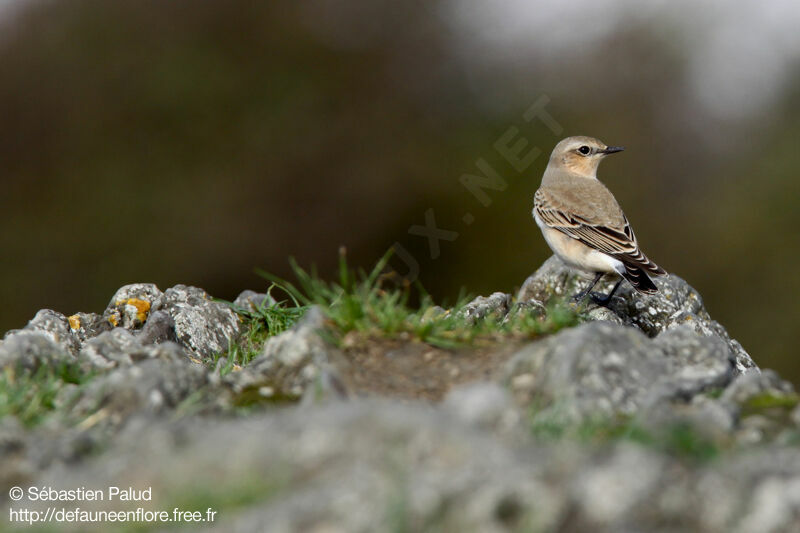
[534,210,626,276]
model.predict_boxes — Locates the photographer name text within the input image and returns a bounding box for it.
[25,486,152,502]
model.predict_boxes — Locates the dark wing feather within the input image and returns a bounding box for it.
[534,188,665,275]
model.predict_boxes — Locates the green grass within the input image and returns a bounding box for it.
[530,407,722,463]
[703,387,725,399]
[213,289,308,376]
[0,361,92,427]
[252,248,582,349]
[738,391,800,437]
[743,391,800,412]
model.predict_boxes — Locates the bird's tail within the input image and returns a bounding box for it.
[623,248,667,277]
[622,263,658,294]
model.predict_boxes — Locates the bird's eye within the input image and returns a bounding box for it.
[578,146,591,155]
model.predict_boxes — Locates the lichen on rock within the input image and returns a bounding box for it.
[517,255,757,373]
[1,257,799,532]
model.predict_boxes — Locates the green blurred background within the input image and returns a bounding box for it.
[1,0,798,383]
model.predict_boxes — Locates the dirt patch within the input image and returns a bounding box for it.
[336,334,523,402]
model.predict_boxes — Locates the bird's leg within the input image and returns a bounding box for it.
[572,272,603,302]
[590,278,623,307]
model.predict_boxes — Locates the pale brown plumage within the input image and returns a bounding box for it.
[534,136,665,297]
[533,178,664,276]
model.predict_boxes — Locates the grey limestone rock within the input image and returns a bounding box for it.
[517,255,757,373]
[1,281,242,375]
[721,369,796,408]
[135,310,176,345]
[162,285,242,358]
[23,401,800,533]
[100,283,241,358]
[300,365,352,405]
[719,370,799,443]
[78,328,144,370]
[19,309,81,355]
[225,307,340,403]
[517,254,602,306]
[647,325,736,402]
[504,322,737,420]
[232,289,277,312]
[2,259,799,533]
[0,330,74,371]
[72,358,209,425]
[103,283,164,330]
[78,328,188,370]
[65,312,112,347]
[443,382,522,434]
[457,292,512,324]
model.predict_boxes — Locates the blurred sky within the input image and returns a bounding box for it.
[0,0,799,382]
[446,0,800,121]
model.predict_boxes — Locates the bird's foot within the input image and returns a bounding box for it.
[589,291,617,308]
[571,273,604,304]
[571,291,589,303]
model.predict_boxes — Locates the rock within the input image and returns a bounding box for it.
[504,322,736,421]
[21,403,571,533]
[100,283,241,358]
[21,401,800,533]
[1,282,241,371]
[18,309,81,355]
[721,370,797,409]
[300,365,352,405]
[645,326,735,403]
[140,341,194,363]
[443,382,521,434]
[65,312,112,347]
[136,310,176,345]
[71,359,210,426]
[232,290,277,312]
[640,395,736,443]
[517,255,757,374]
[503,300,547,323]
[423,305,447,319]
[0,416,35,495]
[103,283,164,330]
[225,307,339,403]
[162,285,242,358]
[572,444,666,525]
[457,292,512,324]
[3,259,800,532]
[506,322,667,419]
[717,370,799,444]
[517,255,586,304]
[79,328,189,370]
[0,330,74,371]
[78,328,144,369]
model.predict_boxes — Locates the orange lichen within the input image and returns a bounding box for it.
[68,315,81,330]
[123,298,151,323]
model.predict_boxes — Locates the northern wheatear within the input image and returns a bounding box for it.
[533,136,666,305]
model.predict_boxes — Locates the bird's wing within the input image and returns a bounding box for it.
[534,187,665,274]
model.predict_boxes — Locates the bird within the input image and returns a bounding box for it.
[533,136,666,306]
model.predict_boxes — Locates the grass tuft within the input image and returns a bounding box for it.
[214,287,308,376]
[743,392,800,412]
[252,248,581,348]
[530,406,722,463]
[0,362,92,427]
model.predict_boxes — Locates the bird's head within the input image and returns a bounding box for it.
[548,136,624,178]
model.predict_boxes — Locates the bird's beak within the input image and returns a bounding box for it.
[599,146,624,154]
